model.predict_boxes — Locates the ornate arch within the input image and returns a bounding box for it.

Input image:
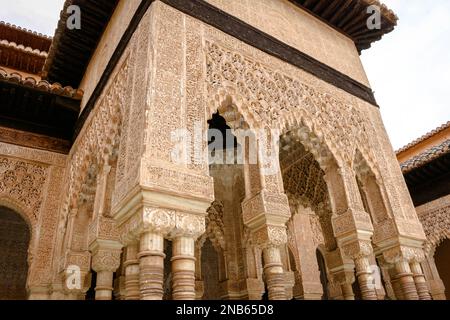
[419,204,450,254]
[353,149,393,226]
[205,40,374,169]
[59,57,130,236]
[0,157,49,265]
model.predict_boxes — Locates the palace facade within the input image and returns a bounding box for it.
[0,0,442,300]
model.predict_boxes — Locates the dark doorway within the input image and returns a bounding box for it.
[316,249,329,300]
[0,206,31,300]
[435,239,450,300]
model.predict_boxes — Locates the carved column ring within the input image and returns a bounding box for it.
[171,255,197,263]
[137,250,166,259]
[123,259,139,268]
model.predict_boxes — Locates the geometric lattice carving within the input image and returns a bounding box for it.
[419,204,450,253]
[205,41,375,167]
[0,157,47,224]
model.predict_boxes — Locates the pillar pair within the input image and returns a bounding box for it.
[131,231,198,300]
[383,247,432,300]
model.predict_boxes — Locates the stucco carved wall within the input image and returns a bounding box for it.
[0,1,431,301]
[0,142,66,290]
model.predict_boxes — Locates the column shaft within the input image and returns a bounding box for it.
[410,261,432,300]
[394,260,419,300]
[95,270,114,300]
[354,256,377,300]
[138,231,165,300]
[341,283,355,300]
[125,243,140,300]
[263,246,287,300]
[172,236,196,300]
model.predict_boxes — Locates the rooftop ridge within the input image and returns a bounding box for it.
[396,121,450,154]
[0,21,53,40]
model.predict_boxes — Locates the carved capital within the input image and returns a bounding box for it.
[341,240,373,260]
[89,240,123,273]
[143,207,177,235]
[382,245,426,265]
[251,225,288,248]
[330,270,355,286]
[242,190,291,229]
[169,211,206,240]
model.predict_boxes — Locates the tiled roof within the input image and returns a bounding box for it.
[0,39,48,58]
[396,121,450,154]
[400,139,450,173]
[0,21,52,52]
[0,67,83,99]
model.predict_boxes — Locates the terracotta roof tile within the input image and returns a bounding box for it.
[0,39,48,58]
[0,67,83,99]
[400,139,450,173]
[396,121,450,154]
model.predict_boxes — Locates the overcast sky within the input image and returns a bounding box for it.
[1,0,449,150]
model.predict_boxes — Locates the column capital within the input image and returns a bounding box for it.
[382,245,425,265]
[168,211,206,240]
[119,207,207,244]
[89,239,123,273]
[341,240,373,260]
[251,225,288,248]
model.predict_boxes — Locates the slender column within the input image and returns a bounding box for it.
[263,246,287,300]
[410,261,432,300]
[138,231,165,300]
[124,243,140,300]
[354,256,378,300]
[394,260,419,300]
[90,241,123,300]
[95,271,114,300]
[172,236,196,300]
[341,283,355,300]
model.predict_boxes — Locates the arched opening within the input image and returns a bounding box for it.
[0,206,31,300]
[288,246,303,300]
[204,111,247,299]
[280,128,336,300]
[316,249,329,300]
[435,239,450,299]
